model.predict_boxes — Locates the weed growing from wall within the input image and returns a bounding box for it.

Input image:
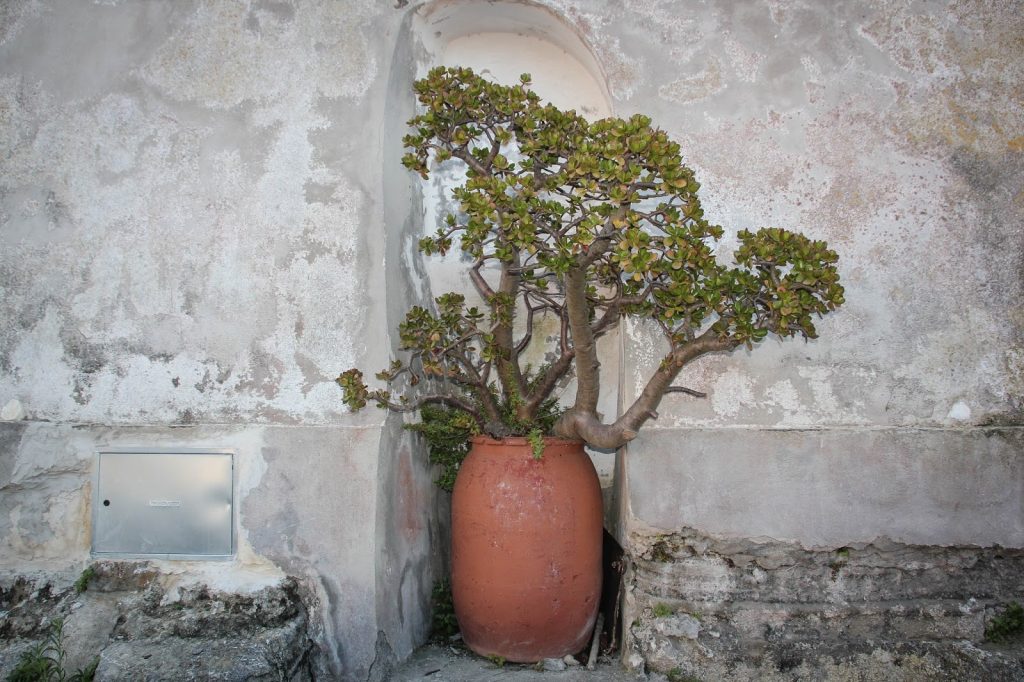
[985,602,1023,643]
[6,618,98,682]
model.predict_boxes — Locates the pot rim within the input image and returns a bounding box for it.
[469,434,584,447]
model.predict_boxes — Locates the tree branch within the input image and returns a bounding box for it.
[665,386,707,398]
[470,259,495,299]
[378,394,485,428]
[554,329,736,448]
[494,254,527,401]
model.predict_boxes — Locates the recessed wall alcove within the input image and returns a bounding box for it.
[414,1,612,120]
[405,1,622,485]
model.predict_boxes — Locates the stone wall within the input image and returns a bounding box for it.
[627,529,1024,680]
[1,563,314,680]
[1,0,1022,679]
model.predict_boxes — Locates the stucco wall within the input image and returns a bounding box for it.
[1,0,1022,679]
[0,2,440,679]
[579,0,1024,549]
[576,0,1024,675]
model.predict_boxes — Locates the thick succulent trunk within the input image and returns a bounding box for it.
[553,331,736,449]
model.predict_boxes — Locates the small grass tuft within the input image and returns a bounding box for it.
[73,565,96,595]
[666,668,701,682]
[985,602,1024,643]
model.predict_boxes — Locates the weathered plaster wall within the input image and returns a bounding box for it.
[533,0,1022,675]
[0,1,442,679]
[500,0,1024,538]
[556,0,1024,431]
[0,0,390,426]
[2,0,1022,678]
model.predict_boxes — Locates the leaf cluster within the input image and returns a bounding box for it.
[405,404,477,492]
[339,67,844,449]
[73,566,95,595]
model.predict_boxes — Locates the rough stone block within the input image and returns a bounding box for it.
[624,529,1024,679]
[0,570,313,681]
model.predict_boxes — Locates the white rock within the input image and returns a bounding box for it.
[1,399,25,421]
[542,657,567,671]
[653,613,701,640]
[563,654,580,666]
[947,400,971,422]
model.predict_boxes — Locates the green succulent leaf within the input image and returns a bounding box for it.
[338,66,844,445]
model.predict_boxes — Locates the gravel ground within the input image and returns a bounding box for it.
[391,643,644,682]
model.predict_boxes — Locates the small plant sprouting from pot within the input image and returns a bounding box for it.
[405,393,560,489]
[339,67,844,450]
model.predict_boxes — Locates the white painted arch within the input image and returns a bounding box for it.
[414,0,612,120]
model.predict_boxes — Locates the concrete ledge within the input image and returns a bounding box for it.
[625,427,1024,548]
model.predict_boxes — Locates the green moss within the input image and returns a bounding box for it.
[73,565,96,595]
[650,539,675,562]
[653,603,674,618]
[985,602,1024,643]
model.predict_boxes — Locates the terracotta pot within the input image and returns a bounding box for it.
[451,435,603,662]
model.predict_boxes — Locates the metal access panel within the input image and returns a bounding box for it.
[93,449,234,559]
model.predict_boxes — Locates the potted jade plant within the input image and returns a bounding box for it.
[338,66,844,662]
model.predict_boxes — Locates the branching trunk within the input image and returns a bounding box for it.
[565,266,601,415]
[385,68,845,446]
[563,206,628,418]
[553,330,736,448]
[494,255,527,404]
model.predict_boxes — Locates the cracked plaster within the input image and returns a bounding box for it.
[0,0,386,427]
[0,1,1022,677]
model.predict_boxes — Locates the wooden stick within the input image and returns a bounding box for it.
[587,612,604,670]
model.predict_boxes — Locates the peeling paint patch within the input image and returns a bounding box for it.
[139,1,378,109]
[658,58,725,104]
[709,369,756,419]
[946,400,971,422]
[722,33,765,82]
[0,1,376,424]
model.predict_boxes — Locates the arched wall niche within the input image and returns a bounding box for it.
[407,1,620,487]
[413,0,612,120]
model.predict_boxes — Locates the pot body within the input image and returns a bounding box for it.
[451,436,603,662]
